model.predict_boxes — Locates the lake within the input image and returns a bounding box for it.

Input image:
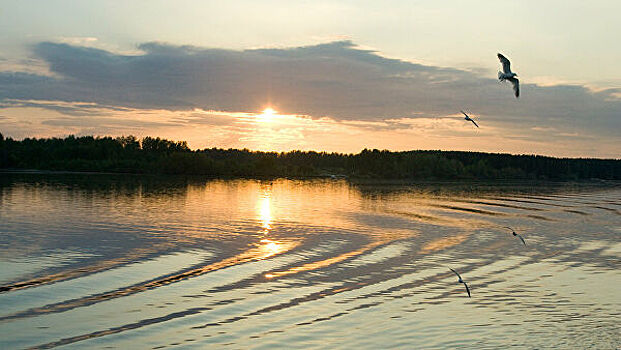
[1,174,620,349]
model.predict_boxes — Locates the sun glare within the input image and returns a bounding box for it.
[258,107,277,122]
[259,195,272,230]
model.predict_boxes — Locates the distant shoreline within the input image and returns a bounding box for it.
[0,169,141,176]
[2,135,620,181]
[2,168,620,187]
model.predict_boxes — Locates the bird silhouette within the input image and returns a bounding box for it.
[448,267,471,297]
[505,226,526,245]
[497,53,520,98]
[460,110,479,128]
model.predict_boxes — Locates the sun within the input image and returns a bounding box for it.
[258,107,277,122]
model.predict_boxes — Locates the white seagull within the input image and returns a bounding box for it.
[505,226,526,245]
[448,267,471,298]
[460,110,479,128]
[497,53,520,98]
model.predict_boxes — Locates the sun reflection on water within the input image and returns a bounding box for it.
[258,191,272,232]
[259,239,282,255]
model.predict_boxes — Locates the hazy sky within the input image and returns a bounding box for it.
[1,0,619,157]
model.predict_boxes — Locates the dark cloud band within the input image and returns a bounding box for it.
[0,40,619,136]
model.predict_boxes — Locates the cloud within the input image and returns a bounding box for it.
[0,40,619,148]
[0,102,618,158]
[0,99,132,116]
[55,36,99,46]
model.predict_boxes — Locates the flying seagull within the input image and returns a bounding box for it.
[505,226,526,245]
[460,110,479,128]
[448,267,471,298]
[497,53,520,98]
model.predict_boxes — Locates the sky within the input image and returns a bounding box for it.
[0,0,619,158]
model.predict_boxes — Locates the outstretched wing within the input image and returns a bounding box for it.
[461,111,479,127]
[464,282,471,298]
[498,53,512,74]
[517,234,526,245]
[448,267,461,280]
[507,77,520,98]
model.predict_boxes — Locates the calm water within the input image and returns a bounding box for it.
[1,174,620,349]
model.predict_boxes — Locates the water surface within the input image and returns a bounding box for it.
[1,174,620,349]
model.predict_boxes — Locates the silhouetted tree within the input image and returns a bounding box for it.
[0,134,619,180]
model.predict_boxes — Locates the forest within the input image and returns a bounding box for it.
[1,134,619,180]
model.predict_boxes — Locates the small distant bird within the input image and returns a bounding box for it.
[460,110,479,128]
[505,226,526,245]
[497,53,520,98]
[448,267,471,298]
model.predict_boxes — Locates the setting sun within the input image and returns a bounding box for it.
[257,107,277,122]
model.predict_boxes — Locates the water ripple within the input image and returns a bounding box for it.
[0,176,619,349]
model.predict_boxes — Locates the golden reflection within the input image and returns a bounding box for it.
[419,233,469,253]
[257,238,297,265]
[258,194,272,231]
[20,238,301,315]
[260,239,282,255]
[264,241,385,279]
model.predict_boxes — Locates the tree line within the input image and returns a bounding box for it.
[1,133,619,180]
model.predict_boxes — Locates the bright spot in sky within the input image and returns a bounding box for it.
[258,107,277,122]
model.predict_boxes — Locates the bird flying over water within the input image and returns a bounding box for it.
[505,226,526,245]
[448,267,471,298]
[497,53,520,98]
[460,110,479,128]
